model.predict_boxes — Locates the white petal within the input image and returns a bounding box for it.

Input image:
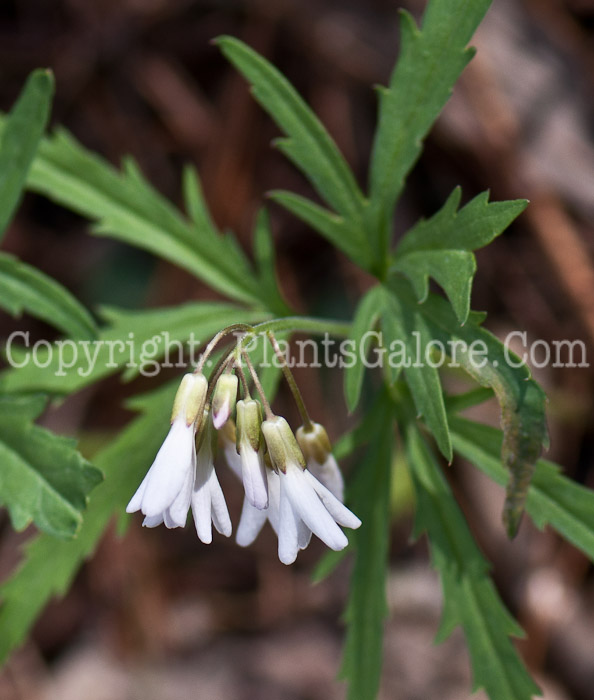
[191,428,232,542]
[298,519,312,550]
[307,455,344,502]
[283,463,348,551]
[208,470,232,537]
[304,470,361,529]
[223,438,242,479]
[192,481,212,544]
[236,499,268,547]
[165,454,195,527]
[212,398,230,429]
[192,441,214,543]
[137,419,196,518]
[278,477,299,565]
[265,471,281,535]
[126,472,149,513]
[142,514,163,528]
[239,442,268,510]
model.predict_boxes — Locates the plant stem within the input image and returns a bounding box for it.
[195,323,254,372]
[241,350,273,419]
[253,316,350,338]
[267,331,313,430]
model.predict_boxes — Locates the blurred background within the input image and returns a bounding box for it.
[1,0,594,698]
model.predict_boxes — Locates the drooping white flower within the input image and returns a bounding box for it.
[262,416,361,565]
[220,422,279,545]
[296,422,344,501]
[235,399,268,509]
[126,373,207,527]
[191,409,232,543]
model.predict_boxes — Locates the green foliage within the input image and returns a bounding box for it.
[367,0,491,270]
[340,394,394,700]
[0,382,174,663]
[406,424,540,699]
[0,394,102,538]
[252,208,291,316]
[450,417,594,561]
[344,286,384,412]
[0,252,97,339]
[0,122,267,307]
[392,189,528,323]
[0,69,53,238]
[216,36,371,267]
[1,3,593,700]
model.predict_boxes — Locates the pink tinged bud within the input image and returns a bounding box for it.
[212,373,238,430]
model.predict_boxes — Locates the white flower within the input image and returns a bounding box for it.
[191,410,232,543]
[234,415,362,565]
[126,373,207,528]
[276,461,360,565]
[236,399,268,509]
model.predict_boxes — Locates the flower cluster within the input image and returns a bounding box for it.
[127,332,361,565]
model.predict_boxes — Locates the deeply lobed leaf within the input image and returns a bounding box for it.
[406,424,541,700]
[381,278,547,532]
[0,119,268,308]
[450,417,594,562]
[340,393,394,700]
[0,394,102,538]
[0,381,175,664]
[392,189,528,323]
[367,0,491,267]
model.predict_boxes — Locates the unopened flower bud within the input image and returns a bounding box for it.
[212,373,238,429]
[236,399,262,452]
[261,416,306,474]
[296,422,344,501]
[296,423,332,464]
[171,373,208,427]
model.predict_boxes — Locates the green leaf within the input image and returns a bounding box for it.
[405,424,540,700]
[344,285,384,412]
[182,164,218,234]
[340,392,393,700]
[181,164,256,281]
[0,69,54,238]
[384,278,547,533]
[367,0,491,265]
[216,36,366,223]
[268,190,368,265]
[392,189,527,323]
[0,120,266,307]
[0,381,175,664]
[0,301,267,395]
[0,394,102,538]
[252,208,291,316]
[379,284,452,460]
[0,252,97,339]
[450,417,594,562]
